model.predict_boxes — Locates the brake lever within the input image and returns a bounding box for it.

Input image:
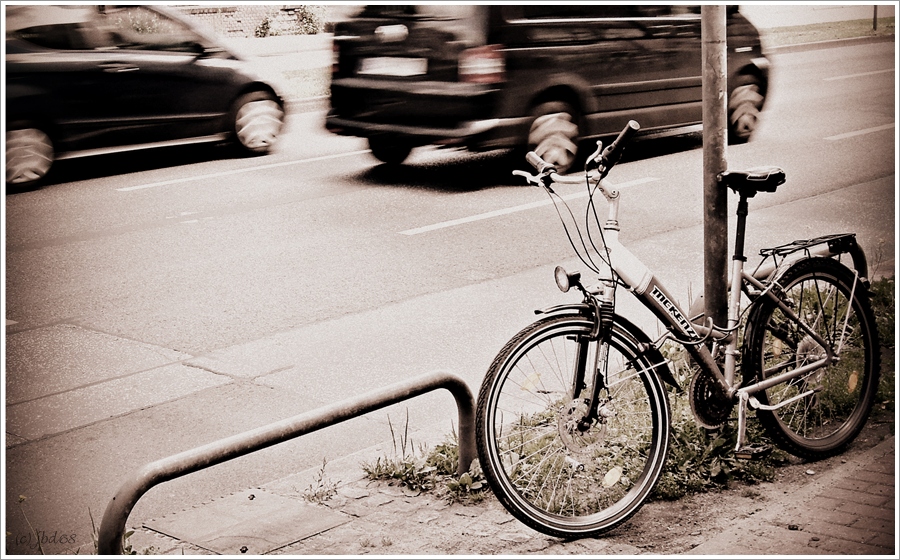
[512,169,538,183]
[512,169,555,192]
[586,140,604,172]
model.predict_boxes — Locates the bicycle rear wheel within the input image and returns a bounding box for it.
[744,257,880,460]
[476,314,671,539]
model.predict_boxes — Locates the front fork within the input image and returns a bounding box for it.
[573,280,617,430]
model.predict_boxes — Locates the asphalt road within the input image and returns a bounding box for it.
[4,40,895,554]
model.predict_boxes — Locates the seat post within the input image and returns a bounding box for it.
[733,195,749,262]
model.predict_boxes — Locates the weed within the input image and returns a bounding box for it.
[361,412,437,492]
[361,414,488,502]
[88,509,158,555]
[16,495,45,555]
[870,275,896,420]
[428,427,488,504]
[301,458,340,504]
[654,396,781,501]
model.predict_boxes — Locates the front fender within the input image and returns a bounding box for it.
[535,303,594,317]
[535,303,682,391]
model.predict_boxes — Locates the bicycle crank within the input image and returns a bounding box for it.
[689,369,733,429]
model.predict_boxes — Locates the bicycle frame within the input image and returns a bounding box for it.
[581,177,865,452]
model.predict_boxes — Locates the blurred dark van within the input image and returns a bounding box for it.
[6,4,285,188]
[326,5,769,171]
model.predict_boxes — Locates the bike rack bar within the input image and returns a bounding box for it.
[97,370,475,555]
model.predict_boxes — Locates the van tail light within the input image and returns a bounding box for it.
[332,42,340,75]
[459,44,505,84]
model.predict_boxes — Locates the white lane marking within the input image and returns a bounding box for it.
[400,177,658,236]
[823,68,894,81]
[116,150,372,192]
[825,123,895,141]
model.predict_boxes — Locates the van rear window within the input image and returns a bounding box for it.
[360,5,479,20]
[356,5,487,46]
[519,6,699,19]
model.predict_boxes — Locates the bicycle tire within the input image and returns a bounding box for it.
[476,313,671,539]
[743,257,880,460]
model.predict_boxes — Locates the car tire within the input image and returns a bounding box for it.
[232,91,285,155]
[6,127,54,188]
[368,135,413,165]
[727,77,765,144]
[528,102,580,174]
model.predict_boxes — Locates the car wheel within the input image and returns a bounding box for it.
[6,128,54,188]
[728,78,765,144]
[528,102,580,174]
[232,91,285,155]
[368,136,413,165]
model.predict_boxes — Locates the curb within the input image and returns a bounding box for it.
[768,33,895,53]
[286,95,329,114]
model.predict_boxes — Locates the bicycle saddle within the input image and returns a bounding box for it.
[718,166,786,198]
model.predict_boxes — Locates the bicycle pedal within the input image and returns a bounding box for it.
[735,444,772,460]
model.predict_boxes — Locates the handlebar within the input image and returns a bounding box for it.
[515,122,637,278]
[585,120,641,171]
[593,119,640,171]
[520,120,640,186]
[525,151,556,176]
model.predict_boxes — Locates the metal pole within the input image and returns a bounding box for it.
[97,370,475,554]
[873,5,878,31]
[701,5,729,327]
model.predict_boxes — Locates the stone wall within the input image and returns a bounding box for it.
[177,5,330,38]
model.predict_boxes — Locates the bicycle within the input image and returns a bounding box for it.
[474,120,881,539]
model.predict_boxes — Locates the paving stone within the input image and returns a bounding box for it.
[144,490,350,555]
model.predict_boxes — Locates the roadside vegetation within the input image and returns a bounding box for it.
[361,276,895,505]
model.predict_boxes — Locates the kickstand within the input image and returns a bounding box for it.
[734,390,772,460]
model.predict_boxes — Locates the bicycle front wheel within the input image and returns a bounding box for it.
[476,314,671,539]
[744,257,880,460]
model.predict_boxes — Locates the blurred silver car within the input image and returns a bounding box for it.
[6,4,286,188]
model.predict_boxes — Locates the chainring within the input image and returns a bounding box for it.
[689,369,734,429]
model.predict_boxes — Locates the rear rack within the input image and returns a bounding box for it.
[759,233,858,258]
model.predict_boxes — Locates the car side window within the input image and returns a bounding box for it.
[519,6,673,19]
[12,23,88,50]
[7,5,111,51]
[96,6,202,53]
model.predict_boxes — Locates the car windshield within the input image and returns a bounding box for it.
[5,5,203,53]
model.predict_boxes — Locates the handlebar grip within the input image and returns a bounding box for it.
[601,120,640,167]
[525,151,557,175]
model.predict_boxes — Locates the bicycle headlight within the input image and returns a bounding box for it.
[554,266,580,293]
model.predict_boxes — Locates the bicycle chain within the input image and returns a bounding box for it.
[689,369,733,429]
